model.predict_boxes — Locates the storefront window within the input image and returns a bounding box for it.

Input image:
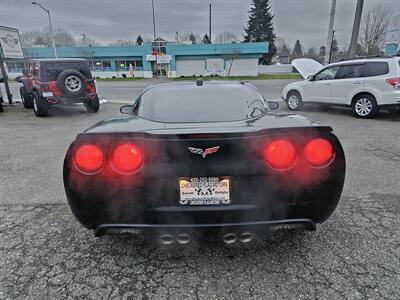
[116,60,143,71]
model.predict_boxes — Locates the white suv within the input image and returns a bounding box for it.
[282,57,400,118]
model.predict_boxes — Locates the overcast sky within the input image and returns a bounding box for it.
[0,0,398,50]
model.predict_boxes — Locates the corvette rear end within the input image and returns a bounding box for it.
[63,82,345,244]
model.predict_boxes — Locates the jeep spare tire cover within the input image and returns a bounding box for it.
[57,69,86,96]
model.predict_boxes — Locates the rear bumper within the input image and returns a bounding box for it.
[47,93,97,105]
[94,218,316,237]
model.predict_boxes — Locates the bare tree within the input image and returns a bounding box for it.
[20,27,76,47]
[360,6,392,55]
[180,32,201,44]
[109,39,136,46]
[20,30,42,47]
[215,32,238,44]
[78,33,97,47]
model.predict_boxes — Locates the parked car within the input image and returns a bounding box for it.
[63,81,346,245]
[282,57,400,118]
[17,58,100,117]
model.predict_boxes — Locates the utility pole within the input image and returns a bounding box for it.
[32,1,58,58]
[328,30,336,64]
[209,3,212,43]
[151,0,156,40]
[348,0,364,58]
[325,0,336,65]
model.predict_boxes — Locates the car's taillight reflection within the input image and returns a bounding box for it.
[111,144,144,175]
[74,144,105,174]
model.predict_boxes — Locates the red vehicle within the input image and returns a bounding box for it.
[18,58,100,117]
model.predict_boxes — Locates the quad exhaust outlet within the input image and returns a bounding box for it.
[223,232,257,244]
[159,233,192,245]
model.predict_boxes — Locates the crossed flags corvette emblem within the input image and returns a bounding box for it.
[188,146,220,158]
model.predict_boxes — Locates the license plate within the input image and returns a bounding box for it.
[42,92,54,97]
[179,177,231,206]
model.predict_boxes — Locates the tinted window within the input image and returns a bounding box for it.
[337,64,365,79]
[365,62,389,77]
[314,66,340,81]
[137,84,266,123]
[45,61,92,80]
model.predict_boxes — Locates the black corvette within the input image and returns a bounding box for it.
[63,81,346,245]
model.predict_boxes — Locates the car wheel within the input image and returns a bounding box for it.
[0,102,3,112]
[286,91,303,111]
[352,94,377,119]
[57,69,86,96]
[20,86,33,109]
[32,91,49,117]
[84,95,100,113]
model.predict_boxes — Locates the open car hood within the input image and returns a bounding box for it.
[292,58,323,79]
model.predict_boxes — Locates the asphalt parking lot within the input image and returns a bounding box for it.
[5,78,295,104]
[1,82,400,299]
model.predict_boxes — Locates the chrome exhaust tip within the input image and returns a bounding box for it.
[239,232,256,243]
[159,234,174,245]
[223,233,238,244]
[176,233,191,245]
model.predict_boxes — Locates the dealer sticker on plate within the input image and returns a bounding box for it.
[179,177,231,206]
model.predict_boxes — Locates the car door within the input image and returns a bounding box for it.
[331,63,366,104]
[304,66,340,103]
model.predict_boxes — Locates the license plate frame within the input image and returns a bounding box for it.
[178,177,231,206]
[42,91,54,98]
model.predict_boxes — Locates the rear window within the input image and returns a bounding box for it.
[365,62,389,77]
[45,61,92,81]
[137,83,266,123]
[336,64,365,79]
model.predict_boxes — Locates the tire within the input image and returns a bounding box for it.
[20,86,33,109]
[286,91,303,111]
[351,94,377,119]
[84,95,100,113]
[57,69,86,96]
[32,91,49,117]
[0,102,3,113]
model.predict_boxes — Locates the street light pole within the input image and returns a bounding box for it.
[32,1,58,58]
[151,0,156,41]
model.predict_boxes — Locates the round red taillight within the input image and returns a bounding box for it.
[74,145,104,174]
[264,140,297,170]
[304,138,334,167]
[111,144,144,174]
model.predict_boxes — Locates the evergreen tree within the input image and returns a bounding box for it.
[189,33,197,44]
[243,0,277,64]
[279,43,290,55]
[136,35,143,46]
[292,40,303,57]
[202,34,211,44]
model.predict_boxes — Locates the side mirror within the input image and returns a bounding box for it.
[14,75,23,83]
[120,105,134,114]
[267,101,279,111]
[307,74,315,81]
[22,69,29,76]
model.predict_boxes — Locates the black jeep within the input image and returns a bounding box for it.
[18,58,100,117]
